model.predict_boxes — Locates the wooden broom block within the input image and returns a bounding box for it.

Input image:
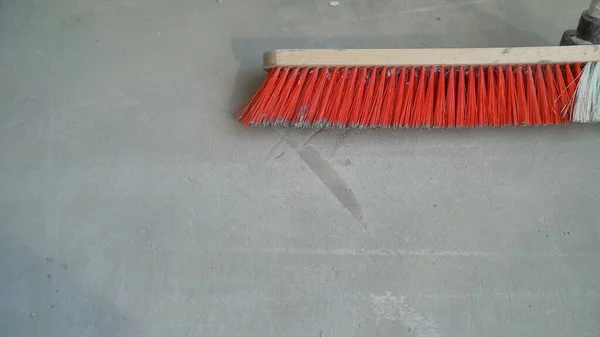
[263,45,600,69]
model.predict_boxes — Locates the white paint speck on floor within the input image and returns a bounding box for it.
[0,0,599,336]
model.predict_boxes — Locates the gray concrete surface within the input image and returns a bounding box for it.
[1,0,599,336]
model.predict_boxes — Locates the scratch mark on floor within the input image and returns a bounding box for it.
[150,245,158,314]
[0,118,27,130]
[321,0,489,26]
[218,247,600,258]
[526,126,545,175]
[298,145,368,231]
[267,130,290,158]
[34,48,48,62]
[530,126,545,155]
[302,127,324,147]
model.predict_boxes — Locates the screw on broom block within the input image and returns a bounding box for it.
[237,46,600,128]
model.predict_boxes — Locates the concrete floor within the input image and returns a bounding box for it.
[1,0,599,336]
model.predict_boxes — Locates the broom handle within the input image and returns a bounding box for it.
[263,45,600,69]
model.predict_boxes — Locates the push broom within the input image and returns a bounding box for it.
[237,3,600,128]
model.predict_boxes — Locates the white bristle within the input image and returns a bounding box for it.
[573,62,600,123]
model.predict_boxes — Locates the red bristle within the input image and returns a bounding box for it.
[572,63,584,121]
[466,66,477,127]
[515,66,528,125]
[572,63,584,118]
[315,67,340,125]
[240,60,584,128]
[347,68,368,127]
[433,66,446,127]
[496,65,507,126]
[477,66,488,126]
[487,66,498,126]
[338,67,360,126]
[359,68,378,126]
[239,67,279,125]
[270,67,300,125]
[446,66,456,127]
[544,64,560,124]
[238,67,277,124]
[422,67,436,127]
[455,66,466,127]
[574,63,583,78]
[573,64,584,91]
[304,68,328,125]
[554,64,569,122]
[535,64,551,124]
[399,67,416,127]
[409,67,428,127]
[280,67,309,126]
[379,67,397,127]
[392,67,407,127]
[254,68,285,124]
[525,65,541,125]
[369,67,387,127]
[258,67,289,125]
[293,68,319,125]
[506,65,517,125]
[331,69,350,125]
[564,64,577,122]
[327,67,351,125]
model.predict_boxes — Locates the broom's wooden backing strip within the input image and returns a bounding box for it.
[264,45,600,69]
